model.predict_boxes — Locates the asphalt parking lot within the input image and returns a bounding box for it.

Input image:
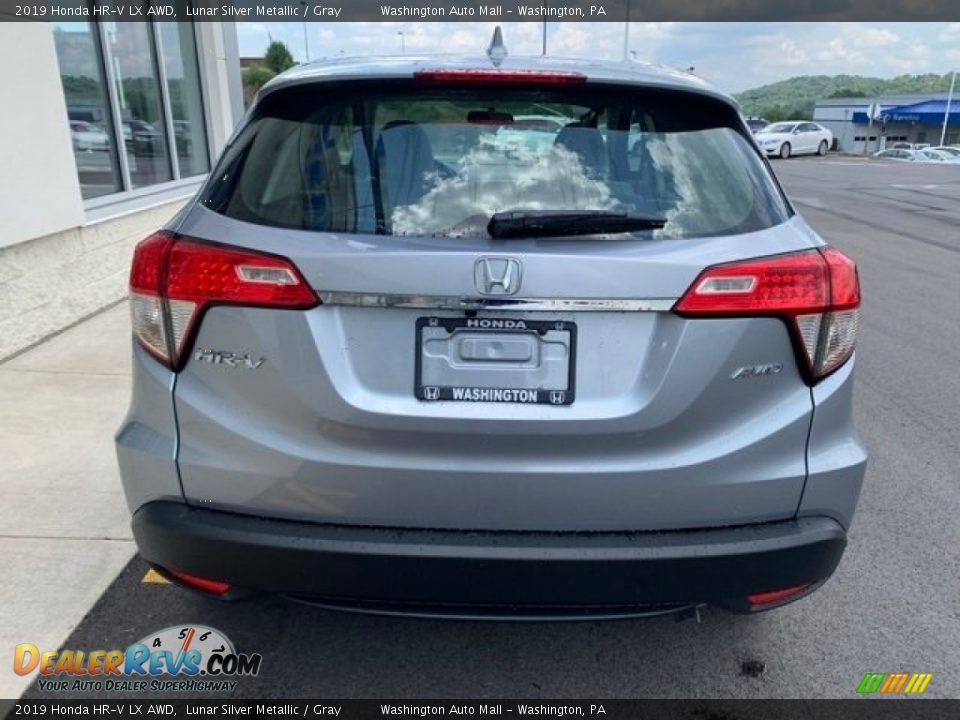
[18,156,960,700]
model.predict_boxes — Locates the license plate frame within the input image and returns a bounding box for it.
[415,316,577,406]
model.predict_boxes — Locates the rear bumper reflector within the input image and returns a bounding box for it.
[166,568,231,595]
[746,582,815,608]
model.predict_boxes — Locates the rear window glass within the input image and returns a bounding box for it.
[202,82,790,239]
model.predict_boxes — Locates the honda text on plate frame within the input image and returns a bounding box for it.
[116,50,867,619]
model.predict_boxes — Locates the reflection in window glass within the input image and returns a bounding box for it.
[102,22,172,188]
[205,88,790,239]
[158,23,210,177]
[53,22,122,199]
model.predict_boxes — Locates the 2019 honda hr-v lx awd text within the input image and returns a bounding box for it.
[116,51,866,618]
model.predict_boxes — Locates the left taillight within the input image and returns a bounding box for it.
[129,231,319,369]
[674,247,861,383]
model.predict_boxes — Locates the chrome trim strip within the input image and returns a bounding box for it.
[318,292,675,312]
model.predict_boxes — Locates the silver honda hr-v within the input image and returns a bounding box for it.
[116,52,866,618]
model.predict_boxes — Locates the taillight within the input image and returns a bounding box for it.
[129,231,319,369]
[675,247,860,382]
[129,232,172,362]
[413,69,586,85]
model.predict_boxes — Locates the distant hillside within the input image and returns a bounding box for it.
[734,74,954,121]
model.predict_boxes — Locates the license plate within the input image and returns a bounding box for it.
[415,317,576,405]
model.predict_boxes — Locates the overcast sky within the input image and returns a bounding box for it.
[237,22,960,93]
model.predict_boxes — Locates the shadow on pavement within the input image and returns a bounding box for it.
[22,554,778,699]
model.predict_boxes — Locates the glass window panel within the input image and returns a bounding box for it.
[102,22,172,188]
[203,86,790,239]
[157,22,210,177]
[53,22,122,200]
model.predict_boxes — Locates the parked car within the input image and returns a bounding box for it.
[877,148,913,161]
[118,52,865,618]
[918,148,960,163]
[875,149,920,162]
[756,122,833,160]
[755,121,833,159]
[69,120,110,152]
[122,119,164,156]
[172,120,194,156]
[876,148,960,163]
[930,146,960,159]
[744,116,769,134]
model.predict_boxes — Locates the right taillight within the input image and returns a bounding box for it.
[675,247,860,382]
[129,231,319,369]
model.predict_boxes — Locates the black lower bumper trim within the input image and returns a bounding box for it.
[132,502,846,614]
[285,595,696,621]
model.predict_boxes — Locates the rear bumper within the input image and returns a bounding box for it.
[133,502,847,617]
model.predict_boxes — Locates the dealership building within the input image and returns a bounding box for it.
[0,21,243,360]
[813,92,959,153]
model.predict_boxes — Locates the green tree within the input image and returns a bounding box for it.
[829,88,867,98]
[242,64,276,107]
[264,41,295,74]
[757,104,812,122]
[61,75,101,103]
[735,73,954,119]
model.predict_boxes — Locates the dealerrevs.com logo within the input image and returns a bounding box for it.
[14,625,261,693]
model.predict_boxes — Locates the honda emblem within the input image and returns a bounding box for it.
[474,257,522,296]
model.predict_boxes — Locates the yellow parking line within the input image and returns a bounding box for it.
[142,568,171,584]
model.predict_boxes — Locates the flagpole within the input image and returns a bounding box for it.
[940,70,956,147]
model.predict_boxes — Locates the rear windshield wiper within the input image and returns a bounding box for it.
[487,210,666,239]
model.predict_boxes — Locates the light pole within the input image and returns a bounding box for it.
[542,21,547,56]
[300,3,310,62]
[398,31,405,54]
[940,70,956,147]
[622,0,632,60]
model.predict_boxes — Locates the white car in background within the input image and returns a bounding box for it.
[930,146,960,159]
[755,121,833,159]
[877,149,924,162]
[874,148,960,163]
[70,120,110,152]
[917,148,960,163]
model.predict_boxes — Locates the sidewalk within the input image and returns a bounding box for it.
[0,303,136,698]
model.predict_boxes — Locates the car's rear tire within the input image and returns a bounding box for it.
[818,140,828,156]
[780,143,791,159]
